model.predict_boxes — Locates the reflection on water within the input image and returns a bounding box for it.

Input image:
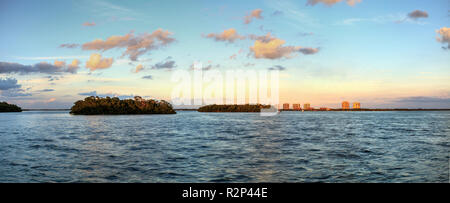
[0,111,448,182]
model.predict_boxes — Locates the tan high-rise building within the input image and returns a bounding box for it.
[293,104,301,110]
[283,103,290,110]
[342,101,350,110]
[353,102,361,109]
[303,103,311,110]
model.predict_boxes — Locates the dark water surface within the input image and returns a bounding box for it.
[0,111,448,182]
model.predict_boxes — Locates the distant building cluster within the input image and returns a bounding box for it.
[303,103,311,110]
[342,101,350,109]
[280,101,361,110]
[342,101,361,110]
[282,102,314,110]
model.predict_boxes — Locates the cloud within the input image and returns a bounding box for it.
[268,65,286,71]
[407,10,428,20]
[46,75,62,81]
[83,22,96,26]
[337,13,426,26]
[85,53,114,71]
[244,9,263,24]
[204,28,246,43]
[249,36,295,59]
[307,0,361,6]
[82,29,175,61]
[59,43,79,48]
[0,89,32,97]
[54,60,65,68]
[78,91,97,96]
[346,0,362,6]
[38,89,55,92]
[298,47,320,55]
[0,60,80,74]
[249,33,319,59]
[142,75,153,80]
[189,63,217,71]
[0,77,31,97]
[46,98,56,103]
[68,59,81,73]
[82,33,132,51]
[0,78,21,90]
[436,27,450,49]
[151,57,176,70]
[134,64,145,73]
[248,32,276,42]
[272,10,283,16]
[394,10,429,24]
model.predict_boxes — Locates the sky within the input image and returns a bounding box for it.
[0,0,449,109]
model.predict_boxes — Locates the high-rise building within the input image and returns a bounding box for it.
[283,103,290,110]
[342,101,350,110]
[353,102,361,109]
[303,103,311,110]
[293,104,301,110]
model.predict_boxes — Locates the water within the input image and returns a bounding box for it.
[0,110,448,183]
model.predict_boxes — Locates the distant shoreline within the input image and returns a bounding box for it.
[186,108,450,112]
[19,108,450,112]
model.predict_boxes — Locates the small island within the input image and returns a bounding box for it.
[198,104,271,112]
[0,102,22,112]
[70,96,176,115]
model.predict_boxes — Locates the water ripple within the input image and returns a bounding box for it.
[0,110,448,182]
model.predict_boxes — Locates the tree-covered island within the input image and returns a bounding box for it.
[0,102,22,112]
[198,104,271,112]
[70,96,176,115]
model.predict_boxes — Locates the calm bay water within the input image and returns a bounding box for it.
[0,110,448,182]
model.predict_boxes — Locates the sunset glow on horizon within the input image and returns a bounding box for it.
[1,0,449,109]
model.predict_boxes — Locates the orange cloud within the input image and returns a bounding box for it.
[46,98,56,103]
[436,27,450,49]
[250,37,297,59]
[205,28,245,43]
[82,29,175,61]
[54,60,66,68]
[86,53,114,71]
[68,59,80,72]
[244,9,263,24]
[249,33,319,59]
[134,64,144,73]
[53,59,80,73]
[82,34,132,51]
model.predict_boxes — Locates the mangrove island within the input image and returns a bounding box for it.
[70,96,176,115]
[198,104,271,112]
[0,102,22,112]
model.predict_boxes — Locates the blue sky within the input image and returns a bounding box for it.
[0,0,449,108]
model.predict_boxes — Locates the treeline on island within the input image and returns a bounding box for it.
[70,96,176,115]
[198,104,271,112]
[0,102,22,112]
